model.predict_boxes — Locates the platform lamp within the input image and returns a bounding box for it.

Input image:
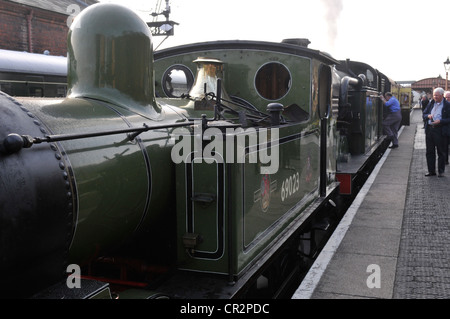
[444,57,450,91]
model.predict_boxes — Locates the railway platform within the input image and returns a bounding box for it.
[293,106,450,299]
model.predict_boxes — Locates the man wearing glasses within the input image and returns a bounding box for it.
[423,88,450,177]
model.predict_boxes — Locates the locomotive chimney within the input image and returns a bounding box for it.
[188,57,234,111]
[67,3,162,119]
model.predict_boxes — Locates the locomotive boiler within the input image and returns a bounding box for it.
[0,3,390,299]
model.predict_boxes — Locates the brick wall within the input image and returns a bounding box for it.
[0,1,68,56]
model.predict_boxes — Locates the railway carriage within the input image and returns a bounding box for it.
[0,49,67,97]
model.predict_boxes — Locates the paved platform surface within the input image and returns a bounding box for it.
[293,107,450,299]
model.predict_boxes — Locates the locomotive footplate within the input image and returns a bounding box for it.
[31,279,112,299]
[336,136,389,196]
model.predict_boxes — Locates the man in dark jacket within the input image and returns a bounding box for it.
[423,88,450,177]
[421,94,430,109]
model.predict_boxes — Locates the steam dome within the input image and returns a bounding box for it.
[67,3,161,118]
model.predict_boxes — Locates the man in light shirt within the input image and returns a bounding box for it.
[423,88,450,177]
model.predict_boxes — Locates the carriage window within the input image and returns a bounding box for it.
[366,69,374,87]
[366,69,374,82]
[29,87,43,97]
[57,85,67,97]
[162,65,194,98]
[26,75,44,97]
[255,62,291,100]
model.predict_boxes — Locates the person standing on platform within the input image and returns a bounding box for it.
[380,92,402,149]
[421,95,430,128]
[422,94,430,108]
[445,91,450,164]
[423,88,450,177]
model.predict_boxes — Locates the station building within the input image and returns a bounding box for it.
[0,0,97,56]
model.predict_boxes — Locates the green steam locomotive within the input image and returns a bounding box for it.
[0,3,391,299]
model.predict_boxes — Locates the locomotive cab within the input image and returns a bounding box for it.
[153,40,342,291]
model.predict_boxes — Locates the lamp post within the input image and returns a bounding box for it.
[444,57,450,91]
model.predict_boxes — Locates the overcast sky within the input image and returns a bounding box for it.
[98,0,450,82]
